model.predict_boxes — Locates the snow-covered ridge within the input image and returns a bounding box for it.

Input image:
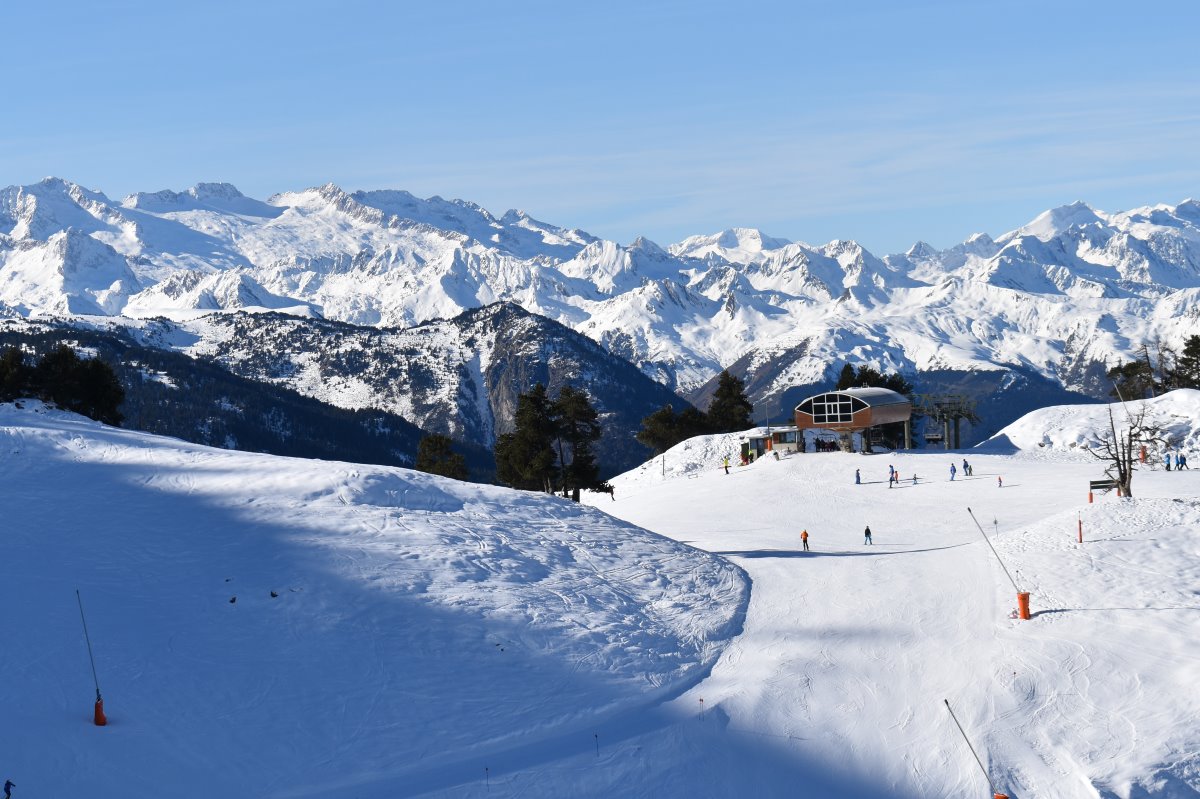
[983,388,1200,455]
[0,402,747,796]
[2,176,1199,408]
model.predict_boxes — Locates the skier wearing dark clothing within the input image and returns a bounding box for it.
[864,525,873,545]
[855,468,861,485]
[4,779,13,798]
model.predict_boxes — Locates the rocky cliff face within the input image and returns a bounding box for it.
[130,302,688,474]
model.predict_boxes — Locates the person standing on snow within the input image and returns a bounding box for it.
[801,529,810,551]
[1180,453,1190,470]
[723,456,730,475]
[4,779,13,799]
[1165,452,1172,471]
[998,476,1003,488]
[855,468,861,485]
[950,463,957,481]
[864,525,873,545]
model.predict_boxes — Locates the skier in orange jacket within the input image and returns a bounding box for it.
[801,529,810,551]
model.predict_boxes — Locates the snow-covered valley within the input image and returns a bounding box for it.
[3,392,1198,797]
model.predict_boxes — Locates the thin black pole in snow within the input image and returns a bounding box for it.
[966,508,1020,593]
[943,699,999,796]
[594,732,599,757]
[485,766,489,792]
[76,589,102,702]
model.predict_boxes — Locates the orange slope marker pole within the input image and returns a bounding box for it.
[966,508,1029,620]
[944,699,1008,799]
[76,589,107,726]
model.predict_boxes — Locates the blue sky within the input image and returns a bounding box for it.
[3,0,1199,254]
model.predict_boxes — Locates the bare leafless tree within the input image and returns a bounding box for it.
[1088,401,1165,498]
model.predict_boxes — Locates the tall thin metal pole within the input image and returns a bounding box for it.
[944,699,999,795]
[966,508,1020,593]
[76,589,102,701]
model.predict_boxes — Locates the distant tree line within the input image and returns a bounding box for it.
[0,344,125,425]
[0,326,502,478]
[834,362,913,395]
[1108,335,1200,399]
[636,370,754,454]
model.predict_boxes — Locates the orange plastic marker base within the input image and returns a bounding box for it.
[94,698,107,726]
[995,793,1011,799]
[1088,491,1093,503]
[1016,592,1031,621]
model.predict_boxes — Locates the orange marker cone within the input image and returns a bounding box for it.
[94,696,107,726]
[1016,592,1031,620]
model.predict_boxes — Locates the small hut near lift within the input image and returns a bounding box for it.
[793,387,913,452]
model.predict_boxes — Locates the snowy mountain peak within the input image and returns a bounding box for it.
[905,240,939,259]
[669,227,790,260]
[189,182,244,201]
[629,235,668,256]
[1009,200,1104,241]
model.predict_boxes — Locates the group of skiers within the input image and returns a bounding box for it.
[1164,451,1190,471]
[854,459,1002,488]
[886,464,916,487]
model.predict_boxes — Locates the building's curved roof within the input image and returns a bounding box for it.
[795,387,910,409]
[829,387,910,406]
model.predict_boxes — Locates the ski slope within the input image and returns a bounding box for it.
[0,402,745,798]
[583,390,1200,798]
[2,392,1199,798]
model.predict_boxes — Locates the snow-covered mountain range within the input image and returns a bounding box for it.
[3,177,1199,441]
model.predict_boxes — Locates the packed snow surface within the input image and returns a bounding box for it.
[0,402,745,798]
[581,390,1200,798]
[4,391,1200,797]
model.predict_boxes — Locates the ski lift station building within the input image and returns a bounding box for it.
[793,387,913,451]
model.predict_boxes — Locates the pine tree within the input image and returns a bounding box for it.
[0,347,29,401]
[553,385,604,502]
[835,363,856,390]
[415,433,469,480]
[1175,335,1200,389]
[637,404,681,454]
[73,357,125,426]
[494,384,558,491]
[1108,360,1156,400]
[636,403,710,454]
[27,345,124,425]
[706,370,753,433]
